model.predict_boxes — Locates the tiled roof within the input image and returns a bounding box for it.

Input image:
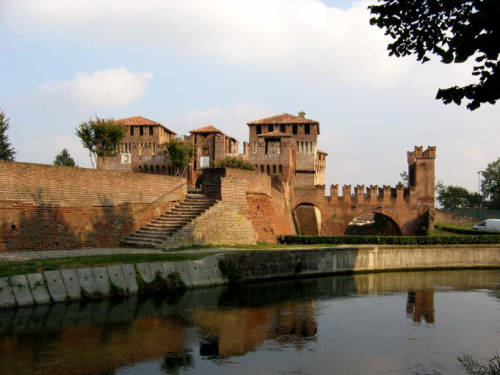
[247,113,319,125]
[258,131,291,138]
[117,116,176,134]
[317,150,328,155]
[189,125,223,134]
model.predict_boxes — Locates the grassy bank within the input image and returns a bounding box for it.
[0,252,215,278]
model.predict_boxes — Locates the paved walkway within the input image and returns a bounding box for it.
[0,247,244,262]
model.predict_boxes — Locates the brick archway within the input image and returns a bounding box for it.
[344,211,402,235]
[292,203,322,235]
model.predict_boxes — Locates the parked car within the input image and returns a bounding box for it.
[472,219,500,231]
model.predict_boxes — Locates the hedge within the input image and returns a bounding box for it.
[278,235,500,245]
[434,224,499,236]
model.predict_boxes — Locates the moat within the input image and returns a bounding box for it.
[0,269,498,375]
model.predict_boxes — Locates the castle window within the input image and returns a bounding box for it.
[273,165,276,174]
[267,165,270,174]
[149,126,154,135]
[268,125,273,132]
[261,165,264,172]
[140,126,144,136]
[305,124,310,134]
[293,124,297,134]
[139,165,142,172]
[156,165,160,174]
[162,165,166,174]
[279,165,283,174]
[130,127,134,136]
[257,125,262,135]
[280,124,286,133]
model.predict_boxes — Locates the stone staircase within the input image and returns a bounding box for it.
[121,193,217,248]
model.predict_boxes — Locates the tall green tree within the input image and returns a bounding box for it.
[164,138,194,176]
[481,158,500,208]
[436,182,483,209]
[0,110,16,161]
[369,0,500,110]
[53,148,76,167]
[76,117,126,169]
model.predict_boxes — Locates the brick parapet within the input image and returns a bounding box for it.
[0,161,187,251]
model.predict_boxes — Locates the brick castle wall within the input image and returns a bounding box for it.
[0,161,187,251]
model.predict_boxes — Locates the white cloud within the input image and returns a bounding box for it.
[0,0,472,89]
[39,68,153,107]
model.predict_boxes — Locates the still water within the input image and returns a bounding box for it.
[0,270,499,375]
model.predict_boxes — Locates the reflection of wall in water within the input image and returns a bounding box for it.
[406,290,435,324]
[193,301,317,358]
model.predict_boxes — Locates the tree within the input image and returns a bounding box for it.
[0,110,16,161]
[398,171,409,187]
[53,148,76,167]
[435,181,482,209]
[214,156,255,170]
[369,0,500,110]
[481,157,500,208]
[75,117,126,169]
[164,138,194,176]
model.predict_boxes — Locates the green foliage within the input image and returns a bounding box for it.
[75,116,126,169]
[53,148,76,167]
[109,281,129,299]
[458,353,500,375]
[218,260,242,283]
[398,171,408,187]
[164,138,194,172]
[278,234,500,245]
[0,110,15,161]
[434,224,499,236]
[436,182,483,209]
[369,0,500,110]
[214,156,255,171]
[481,158,500,208]
[137,271,186,296]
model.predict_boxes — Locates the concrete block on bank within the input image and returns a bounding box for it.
[91,267,110,297]
[121,264,138,294]
[173,261,194,288]
[61,269,81,301]
[44,270,68,303]
[27,273,51,305]
[76,268,96,298]
[149,262,166,278]
[162,262,177,277]
[201,255,225,285]
[107,265,128,293]
[188,260,206,288]
[0,277,16,310]
[136,263,154,283]
[9,275,34,307]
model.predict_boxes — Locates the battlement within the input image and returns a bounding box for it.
[407,146,436,164]
[329,183,409,203]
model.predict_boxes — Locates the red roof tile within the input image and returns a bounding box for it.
[247,113,319,125]
[117,116,176,134]
[189,125,222,134]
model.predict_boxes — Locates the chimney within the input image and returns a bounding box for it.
[298,111,305,118]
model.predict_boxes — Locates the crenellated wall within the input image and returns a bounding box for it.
[291,146,436,235]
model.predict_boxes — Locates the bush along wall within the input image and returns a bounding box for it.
[434,224,500,236]
[278,235,500,245]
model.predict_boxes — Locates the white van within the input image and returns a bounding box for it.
[472,219,500,231]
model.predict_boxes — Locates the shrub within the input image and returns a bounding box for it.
[214,157,254,170]
[278,235,500,245]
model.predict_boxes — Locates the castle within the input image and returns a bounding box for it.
[101,112,435,239]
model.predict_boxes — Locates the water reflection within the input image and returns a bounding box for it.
[0,270,498,375]
[406,290,435,324]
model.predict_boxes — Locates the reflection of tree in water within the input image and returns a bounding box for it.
[161,349,193,375]
[406,290,435,324]
[458,353,500,375]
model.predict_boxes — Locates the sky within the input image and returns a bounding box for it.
[0,0,498,193]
